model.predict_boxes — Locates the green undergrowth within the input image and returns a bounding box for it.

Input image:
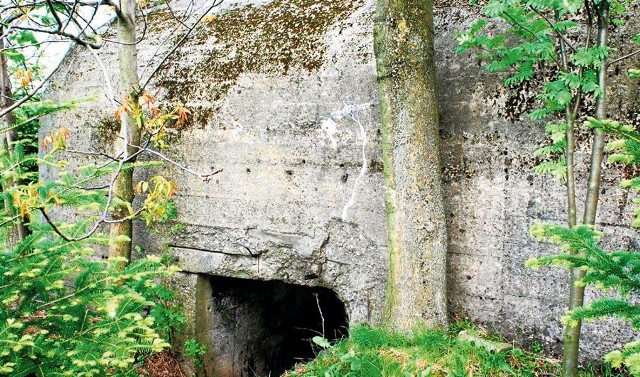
[285,325,624,377]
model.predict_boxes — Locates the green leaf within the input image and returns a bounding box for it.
[572,48,598,67]
[562,0,583,14]
[2,49,26,64]
[484,0,509,16]
[553,20,579,32]
[559,71,582,89]
[312,336,332,349]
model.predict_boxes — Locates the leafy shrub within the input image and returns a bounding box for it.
[1,103,183,376]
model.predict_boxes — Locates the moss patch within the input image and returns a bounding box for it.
[155,0,358,127]
[91,117,120,145]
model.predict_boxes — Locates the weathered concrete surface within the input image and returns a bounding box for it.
[42,0,640,367]
[435,1,640,359]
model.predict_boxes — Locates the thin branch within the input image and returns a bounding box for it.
[9,24,102,48]
[0,39,69,51]
[501,10,562,67]
[94,2,148,46]
[530,5,577,53]
[46,0,65,33]
[502,11,541,41]
[65,148,119,162]
[0,56,63,118]
[103,207,145,223]
[314,293,325,338]
[0,214,20,228]
[37,159,125,243]
[88,46,116,104]
[139,0,200,80]
[610,49,640,65]
[131,144,223,181]
[38,208,76,242]
[61,0,80,32]
[67,0,103,43]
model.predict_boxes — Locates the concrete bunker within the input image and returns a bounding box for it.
[201,275,349,377]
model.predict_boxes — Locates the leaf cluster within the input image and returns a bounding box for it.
[459,0,640,373]
[456,0,609,179]
[586,117,640,226]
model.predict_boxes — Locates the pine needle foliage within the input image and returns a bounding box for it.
[1,99,183,376]
[527,69,640,374]
[526,221,640,375]
[0,231,179,376]
[587,117,640,227]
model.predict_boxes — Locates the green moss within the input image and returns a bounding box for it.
[92,117,120,145]
[155,0,357,127]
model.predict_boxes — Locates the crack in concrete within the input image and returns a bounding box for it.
[169,244,261,258]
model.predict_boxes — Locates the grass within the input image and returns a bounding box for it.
[284,324,626,377]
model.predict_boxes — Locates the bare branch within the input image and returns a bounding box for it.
[0,214,20,228]
[88,46,116,103]
[46,0,65,33]
[131,144,223,181]
[11,23,102,48]
[65,148,119,161]
[610,49,640,65]
[0,39,69,51]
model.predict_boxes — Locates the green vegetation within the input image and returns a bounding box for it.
[0,99,186,376]
[457,0,640,375]
[184,339,208,368]
[286,325,623,377]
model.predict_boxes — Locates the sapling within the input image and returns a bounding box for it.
[457,0,639,375]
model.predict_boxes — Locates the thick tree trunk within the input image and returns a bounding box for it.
[109,0,141,263]
[373,0,448,330]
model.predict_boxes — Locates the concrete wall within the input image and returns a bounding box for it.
[42,0,640,363]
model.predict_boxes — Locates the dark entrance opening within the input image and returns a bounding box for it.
[205,276,349,377]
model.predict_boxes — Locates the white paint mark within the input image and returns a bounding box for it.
[319,103,372,221]
[341,111,368,222]
[321,117,339,149]
[321,103,372,150]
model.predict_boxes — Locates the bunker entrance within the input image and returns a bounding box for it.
[205,275,349,377]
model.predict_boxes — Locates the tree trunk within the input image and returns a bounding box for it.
[0,31,26,247]
[109,0,141,263]
[562,2,609,376]
[373,0,448,330]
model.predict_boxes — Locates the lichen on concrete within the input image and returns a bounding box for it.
[155,0,358,126]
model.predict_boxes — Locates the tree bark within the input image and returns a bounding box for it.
[374,0,448,330]
[562,2,609,376]
[0,30,27,247]
[109,0,141,263]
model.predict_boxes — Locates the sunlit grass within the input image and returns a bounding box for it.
[285,324,626,377]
